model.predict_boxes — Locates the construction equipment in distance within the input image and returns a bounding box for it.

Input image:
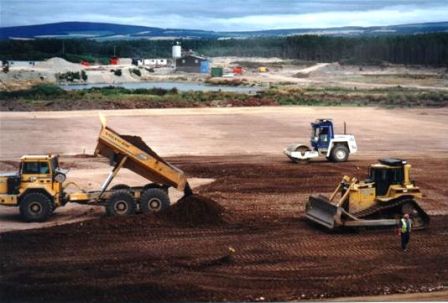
[305,158,429,230]
[284,119,357,163]
[0,120,192,222]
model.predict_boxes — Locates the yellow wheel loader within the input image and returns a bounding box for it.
[305,158,429,230]
[0,120,192,222]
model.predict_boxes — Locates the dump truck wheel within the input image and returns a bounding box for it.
[331,145,349,162]
[140,188,170,213]
[19,192,54,222]
[106,190,136,216]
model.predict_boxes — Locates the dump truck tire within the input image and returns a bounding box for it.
[19,192,54,222]
[140,188,170,213]
[106,190,136,216]
[331,145,349,162]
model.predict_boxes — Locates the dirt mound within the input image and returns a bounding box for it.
[35,57,82,73]
[160,194,226,226]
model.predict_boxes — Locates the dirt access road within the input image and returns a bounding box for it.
[1,106,447,159]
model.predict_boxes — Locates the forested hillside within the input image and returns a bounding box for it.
[1,33,447,66]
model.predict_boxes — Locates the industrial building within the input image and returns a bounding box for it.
[175,55,209,73]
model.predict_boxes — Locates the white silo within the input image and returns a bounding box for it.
[172,42,182,59]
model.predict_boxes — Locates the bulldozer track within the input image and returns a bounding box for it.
[353,199,406,218]
[352,197,429,227]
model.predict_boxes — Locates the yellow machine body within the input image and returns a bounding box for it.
[0,121,192,222]
[95,126,188,192]
[347,182,376,213]
[0,155,64,207]
[305,159,429,230]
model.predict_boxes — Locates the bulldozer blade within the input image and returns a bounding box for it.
[305,195,341,230]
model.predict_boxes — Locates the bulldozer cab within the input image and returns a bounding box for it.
[368,159,406,196]
[310,119,334,150]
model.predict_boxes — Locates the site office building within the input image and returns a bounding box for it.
[176,55,209,73]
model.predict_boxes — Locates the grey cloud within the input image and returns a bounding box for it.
[1,0,447,30]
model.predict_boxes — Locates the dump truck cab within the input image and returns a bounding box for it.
[0,154,67,222]
[0,154,65,199]
[20,154,65,183]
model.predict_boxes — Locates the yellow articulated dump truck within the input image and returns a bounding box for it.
[0,121,192,222]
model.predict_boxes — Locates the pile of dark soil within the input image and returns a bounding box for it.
[159,194,226,226]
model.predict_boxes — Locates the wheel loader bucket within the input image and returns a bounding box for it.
[305,195,341,230]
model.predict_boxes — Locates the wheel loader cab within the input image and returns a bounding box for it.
[368,159,407,196]
[310,119,334,150]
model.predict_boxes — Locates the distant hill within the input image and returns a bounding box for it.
[1,21,447,40]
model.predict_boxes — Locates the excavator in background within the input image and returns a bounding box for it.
[0,118,192,222]
[305,158,429,230]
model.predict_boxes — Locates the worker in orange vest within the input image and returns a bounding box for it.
[398,213,412,251]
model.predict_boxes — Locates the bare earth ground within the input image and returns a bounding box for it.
[1,156,448,302]
[1,107,448,301]
[1,107,447,159]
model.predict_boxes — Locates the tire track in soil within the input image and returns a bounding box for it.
[1,156,448,302]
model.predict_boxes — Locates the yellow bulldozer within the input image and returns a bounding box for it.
[0,120,192,222]
[305,158,429,230]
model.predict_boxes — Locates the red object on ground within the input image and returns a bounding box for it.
[81,61,90,67]
[109,56,119,65]
[233,66,243,74]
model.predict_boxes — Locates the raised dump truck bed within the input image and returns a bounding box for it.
[95,125,189,192]
[67,124,192,215]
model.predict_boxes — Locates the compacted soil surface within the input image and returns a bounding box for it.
[1,156,448,302]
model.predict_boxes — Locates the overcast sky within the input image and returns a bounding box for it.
[1,0,448,31]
